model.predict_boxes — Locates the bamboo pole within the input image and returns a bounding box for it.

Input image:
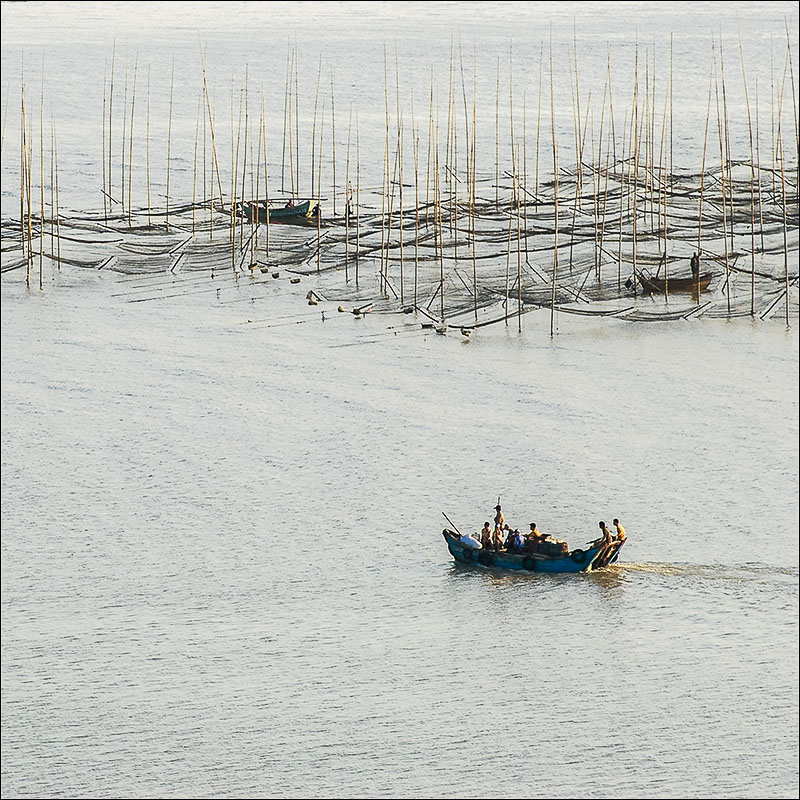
[294,40,300,194]
[399,111,405,305]
[550,33,559,337]
[311,56,321,198]
[20,79,28,285]
[778,131,790,327]
[632,41,640,295]
[146,66,152,226]
[738,28,757,315]
[573,22,583,198]
[331,70,337,216]
[755,75,765,252]
[108,42,115,212]
[231,76,243,269]
[719,31,735,251]
[102,61,108,221]
[356,111,360,287]
[281,41,291,193]
[54,117,61,269]
[39,65,44,289]
[166,57,174,227]
[472,47,478,322]
[516,140,522,332]
[317,98,324,273]
[436,114,445,323]
[49,113,54,263]
[714,46,731,314]
[127,52,138,226]
[697,47,714,258]
[396,46,404,304]
[617,108,627,293]
[535,41,543,213]
[192,91,200,233]
[786,19,799,189]
[345,104,351,282]
[380,45,389,296]
[253,88,262,258]
[121,50,127,214]
[412,93,420,308]
[287,47,295,198]
[261,92,270,257]
[241,66,250,247]
[495,57,499,206]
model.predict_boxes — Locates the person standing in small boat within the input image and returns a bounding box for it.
[613,518,626,542]
[690,251,700,280]
[480,522,492,550]
[493,504,504,531]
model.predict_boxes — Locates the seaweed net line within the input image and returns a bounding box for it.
[2,157,797,327]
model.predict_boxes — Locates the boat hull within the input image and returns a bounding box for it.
[637,272,712,294]
[442,529,623,573]
[239,200,317,224]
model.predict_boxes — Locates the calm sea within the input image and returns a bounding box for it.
[2,2,798,798]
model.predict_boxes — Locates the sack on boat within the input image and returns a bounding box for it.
[460,534,482,550]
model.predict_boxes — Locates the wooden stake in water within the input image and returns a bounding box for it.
[127,52,138,226]
[356,112,361,287]
[550,34,559,337]
[697,47,714,257]
[311,57,321,198]
[166,57,174,228]
[108,41,115,213]
[738,28,757,316]
[146,66,152,226]
[714,48,730,314]
[345,104,352,282]
[331,70,337,216]
[102,60,108,221]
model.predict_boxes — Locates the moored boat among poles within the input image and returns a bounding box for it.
[442,529,624,573]
[239,199,319,224]
[637,271,713,294]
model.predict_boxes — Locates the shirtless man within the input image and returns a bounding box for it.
[598,520,613,546]
[613,518,626,542]
[480,522,492,550]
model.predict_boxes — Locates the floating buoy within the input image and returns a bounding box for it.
[290,277,301,284]
[460,328,471,337]
[402,306,414,315]
[272,271,280,279]
[435,325,447,335]
[338,306,347,313]
[260,267,269,274]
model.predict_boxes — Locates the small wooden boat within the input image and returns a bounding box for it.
[442,529,624,573]
[239,200,319,224]
[637,271,713,294]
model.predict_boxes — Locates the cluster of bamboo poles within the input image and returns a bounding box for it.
[5,31,798,326]
[8,60,62,290]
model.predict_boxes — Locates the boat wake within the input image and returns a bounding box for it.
[611,561,798,583]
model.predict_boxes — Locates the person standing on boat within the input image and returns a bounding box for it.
[493,504,504,531]
[690,251,700,280]
[613,518,626,543]
[480,522,492,550]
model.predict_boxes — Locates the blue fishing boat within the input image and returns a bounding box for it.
[442,529,623,573]
[239,199,319,224]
